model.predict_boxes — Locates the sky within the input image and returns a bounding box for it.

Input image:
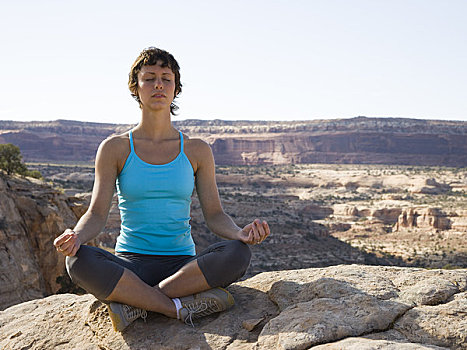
[0,0,466,124]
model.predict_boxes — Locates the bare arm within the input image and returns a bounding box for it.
[53,137,121,256]
[193,140,270,244]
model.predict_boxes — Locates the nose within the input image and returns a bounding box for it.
[154,78,163,89]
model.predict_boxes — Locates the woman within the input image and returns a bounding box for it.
[53,47,270,332]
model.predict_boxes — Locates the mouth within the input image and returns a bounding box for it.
[152,93,166,98]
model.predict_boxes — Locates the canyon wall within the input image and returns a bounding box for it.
[0,175,86,310]
[1,117,466,166]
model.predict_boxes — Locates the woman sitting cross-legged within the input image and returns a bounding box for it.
[53,47,270,332]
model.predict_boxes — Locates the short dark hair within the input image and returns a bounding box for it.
[128,47,182,114]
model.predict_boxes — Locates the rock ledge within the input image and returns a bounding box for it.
[1,264,466,350]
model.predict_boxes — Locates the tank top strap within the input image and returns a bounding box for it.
[179,131,184,154]
[129,130,135,154]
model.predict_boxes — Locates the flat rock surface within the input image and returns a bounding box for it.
[1,264,466,350]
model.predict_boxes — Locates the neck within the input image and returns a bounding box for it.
[135,107,177,139]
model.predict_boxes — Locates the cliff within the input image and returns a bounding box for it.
[1,117,466,166]
[0,175,86,310]
[0,265,465,349]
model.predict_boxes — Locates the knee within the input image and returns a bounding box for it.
[65,245,95,286]
[65,248,85,284]
[225,240,252,276]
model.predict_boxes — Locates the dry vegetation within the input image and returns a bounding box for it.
[33,163,467,272]
[223,164,467,268]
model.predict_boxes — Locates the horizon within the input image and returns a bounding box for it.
[1,0,466,123]
[1,115,467,126]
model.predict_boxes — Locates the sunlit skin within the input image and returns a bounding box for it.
[137,64,176,113]
[53,60,270,319]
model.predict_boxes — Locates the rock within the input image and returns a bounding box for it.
[369,207,402,224]
[397,208,418,229]
[452,213,467,231]
[399,277,459,305]
[0,265,466,350]
[242,318,264,331]
[0,176,86,310]
[0,294,98,349]
[344,206,359,217]
[394,292,467,349]
[299,204,333,220]
[310,337,449,349]
[0,278,278,350]
[257,294,410,349]
[326,222,351,232]
[395,207,452,231]
[410,178,451,195]
[266,265,467,310]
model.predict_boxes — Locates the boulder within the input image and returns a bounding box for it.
[1,265,466,350]
[0,176,85,310]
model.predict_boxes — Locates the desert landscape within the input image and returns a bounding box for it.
[29,162,467,272]
[1,118,466,349]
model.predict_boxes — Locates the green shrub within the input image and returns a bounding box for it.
[0,143,43,178]
[0,143,27,175]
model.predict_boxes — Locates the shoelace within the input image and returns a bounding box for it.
[183,299,223,327]
[123,304,148,322]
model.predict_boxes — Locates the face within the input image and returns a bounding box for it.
[137,62,176,111]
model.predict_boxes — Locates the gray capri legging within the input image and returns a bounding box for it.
[65,240,251,301]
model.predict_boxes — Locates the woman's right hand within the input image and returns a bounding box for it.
[53,229,81,257]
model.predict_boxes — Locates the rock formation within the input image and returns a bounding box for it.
[0,175,85,310]
[395,208,452,231]
[1,117,467,166]
[0,265,465,349]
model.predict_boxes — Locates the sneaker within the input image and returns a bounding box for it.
[179,287,235,326]
[108,302,147,332]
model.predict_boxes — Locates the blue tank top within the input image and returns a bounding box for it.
[115,130,196,255]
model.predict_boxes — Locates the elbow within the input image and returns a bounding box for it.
[205,210,227,229]
[84,207,109,225]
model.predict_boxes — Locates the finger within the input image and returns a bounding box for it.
[59,239,71,252]
[70,244,80,257]
[63,244,74,257]
[54,230,74,247]
[255,219,268,236]
[63,234,76,245]
[248,229,255,244]
[252,223,261,243]
[54,235,68,247]
[59,238,78,254]
[247,229,258,245]
[60,244,71,254]
[255,220,267,239]
[65,241,79,256]
[262,221,270,237]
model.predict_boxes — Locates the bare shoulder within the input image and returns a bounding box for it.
[96,132,131,170]
[100,132,129,152]
[184,137,212,157]
[183,136,214,173]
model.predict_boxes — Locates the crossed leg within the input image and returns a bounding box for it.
[105,260,210,318]
[66,241,251,319]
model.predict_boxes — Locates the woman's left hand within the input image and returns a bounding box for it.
[237,219,270,245]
